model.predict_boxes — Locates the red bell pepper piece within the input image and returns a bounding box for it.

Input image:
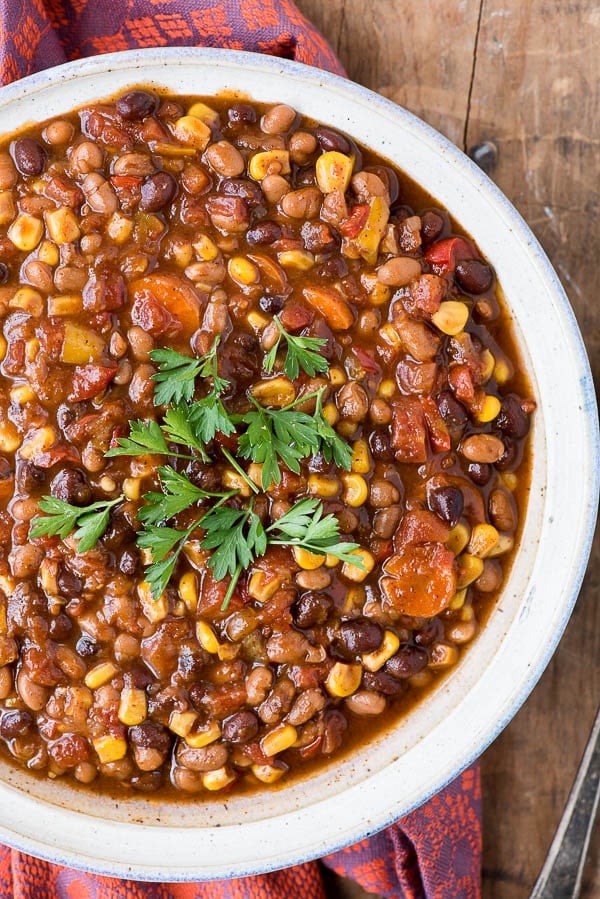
[425,236,479,274]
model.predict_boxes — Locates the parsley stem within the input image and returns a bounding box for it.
[220,446,260,494]
[221,562,243,611]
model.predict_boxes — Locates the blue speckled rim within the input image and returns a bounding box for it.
[0,47,597,881]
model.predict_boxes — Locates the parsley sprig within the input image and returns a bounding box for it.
[29,495,124,553]
[264,317,329,380]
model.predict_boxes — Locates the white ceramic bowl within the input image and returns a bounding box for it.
[0,47,597,881]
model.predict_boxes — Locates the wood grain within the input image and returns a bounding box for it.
[295,2,600,897]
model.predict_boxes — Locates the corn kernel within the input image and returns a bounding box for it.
[369,281,392,307]
[322,402,338,425]
[10,384,35,405]
[448,588,467,611]
[487,533,515,558]
[260,724,298,757]
[337,421,357,439]
[47,294,83,316]
[480,348,495,382]
[477,395,501,423]
[137,581,169,623]
[19,425,57,460]
[502,472,518,492]
[329,366,346,386]
[196,620,220,655]
[362,630,400,672]
[193,234,219,261]
[0,190,16,226]
[93,735,127,764]
[447,523,470,555]
[247,310,270,332]
[222,468,253,497]
[0,335,7,363]
[456,553,485,588]
[9,287,43,316]
[494,358,512,385]
[340,472,368,507]
[341,548,374,583]
[277,249,315,271]
[179,571,198,613]
[351,439,370,474]
[248,149,291,181]
[37,239,59,266]
[171,115,212,149]
[123,477,141,501]
[378,379,396,398]
[248,570,282,603]
[118,687,147,726]
[217,643,240,661]
[468,523,500,558]
[307,474,340,497]
[185,719,222,749]
[8,214,43,251]
[316,151,354,193]
[26,338,40,363]
[378,322,402,348]
[325,553,341,568]
[107,212,133,245]
[169,710,198,738]
[99,476,116,494]
[228,255,259,286]
[326,662,362,698]
[44,206,80,244]
[251,376,296,408]
[293,547,326,570]
[202,766,237,791]
[187,101,220,125]
[251,762,287,783]
[429,642,460,669]
[431,301,470,336]
[84,662,118,690]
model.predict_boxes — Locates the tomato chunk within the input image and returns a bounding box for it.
[67,363,117,402]
[390,396,428,463]
[394,510,451,548]
[380,543,456,617]
[425,236,478,275]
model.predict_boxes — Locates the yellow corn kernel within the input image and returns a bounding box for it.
[378,322,401,348]
[60,321,105,364]
[494,358,512,385]
[38,239,59,265]
[168,710,198,739]
[47,294,83,316]
[0,335,7,363]
[19,425,57,460]
[118,687,147,726]
[196,620,220,655]
[248,570,282,603]
[187,101,220,125]
[251,376,296,408]
[468,523,500,558]
[340,472,368,507]
[93,735,127,764]
[361,271,392,306]
[228,255,259,286]
[137,580,169,623]
[329,366,346,386]
[293,547,326,570]
[477,395,501,423]
[251,762,287,783]
[44,206,80,244]
[202,766,237,791]
[247,310,270,332]
[337,421,357,439]
[150,142,196,159]
[377,378,396,398]
[171,115,212,149]
[99,476,116,493]
[456,553,485,588]
[429,642,460,669]
[10,384,35,405]
[447,523,470,555]
[322,402,338,426]
[177,571,198,613]
[325,553,341,568]
[9,287,43,316]
[502,472,518,492]
[307,474,340,498]
[107,212,133,245]
[193,233,219,261]
[247,463,265,488]
[326,662,362,698]
[448,588,467,611]
[315,151,354,193]
[480,349,495,383]
[222,468,253,497]
[0,190,16,226]
[217,643,240,661]
[341,548,375,583]
[260,724,298,757]
[431,301,470,336]
[362,630,400,672]
[185,719,222,749]
[277,249,315,271]
[84,661,118,690]
[351,439,370,474]
[7,213,43,251]
[249,150,291,181]
[123,477,141,501]
[487,533,515,558]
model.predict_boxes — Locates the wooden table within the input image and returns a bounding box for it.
[296,2,600,896]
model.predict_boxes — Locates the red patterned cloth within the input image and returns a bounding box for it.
[0,2,482,896]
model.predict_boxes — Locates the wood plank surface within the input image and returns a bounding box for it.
[296,2,600,897]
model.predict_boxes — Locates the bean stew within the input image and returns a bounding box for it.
[0,90,534,796]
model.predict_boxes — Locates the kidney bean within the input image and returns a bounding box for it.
[291,591,333,628]
[321,709,347,755]
[460,434,505,463]
[222,710,260,743]
[12,138,46,176]
[129,721,170,752]
[467,462,491,485]
[57,568,83,598]
[495,438,519,471]
[228,103,257,125]
[369,431,394,462]
[116,90,158,121]
[315,126,351,154]
[219,177,263,207]
[119,547,140,576]
[0,710,34,740]
[496,394,530,439]
[247,220,282,245]
[362,670,404,696]
[428,485,464,527]
[337,618,383,655]
[455,259,493,294]
[385,645,429,679]
[140,172,177,211]
[436,390,468,427]
[49,469,92,506]
[420,210,445,244]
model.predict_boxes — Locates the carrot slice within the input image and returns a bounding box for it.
[303,286,354,331]
[380,543,456,617]
[129,273,203,337]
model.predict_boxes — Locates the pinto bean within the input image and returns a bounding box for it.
[262,105,297,134]
[337,382,369,422]
[488,488,517,532]
[258,677,295,725]
[176,741,229,772]
[287,689,326,726]
[280,186,322,219]
[345,690,386,716]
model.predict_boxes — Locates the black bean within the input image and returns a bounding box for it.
[437,390,468,426]
[337,618,383,655]
[12,138,46,176]
[467,462,491,486]
[49,469,92,506]
[140,172,177,211]
[291,591,333,628]
[222,710,260,744]
[129,721,171,752]
[16,461,44,494]
[369,431,394,462]
[384,644,429,679]
[427,485,464,527]
[102,511,136,551]
[414,619,443,646]
[455,259,493,294]
[496,394,530,439]
[420,210,445,244]
[219,177,263,208]
[0,262,9,284]
[246,220,282,245]
[258,295,285,314]
[116,90,158,121]
[0,458,12,483]
[495,438,519,471]
[295,165,316,187]
[76,635,99,658]
[315,256,349,280]
[119,547,140,577]
[131,771,163,792]
[362,670,404,696]
[48,612,73,640]
[57,568,83,598]
[0,710,34,739]
[228,103,257,125]
[315,126,351,154]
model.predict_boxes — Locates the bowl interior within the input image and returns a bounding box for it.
[0,47,596,880]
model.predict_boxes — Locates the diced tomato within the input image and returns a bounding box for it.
[129,273,203,337]
[352,346,381,374]
[279,302,314,332]
[394,510,451,549]
[110,175,143,191]
[448,363,475,404]
[390,396,428,463]
[380,543,456,617]
[67,363,117,402]
[425,236,478,275]
[405,273,447,315]
[421,396,451,452]
[33,445,81,469]
[339,203,370,238]
[83,270,126,314]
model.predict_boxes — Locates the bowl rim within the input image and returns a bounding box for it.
[0,45,597,881]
